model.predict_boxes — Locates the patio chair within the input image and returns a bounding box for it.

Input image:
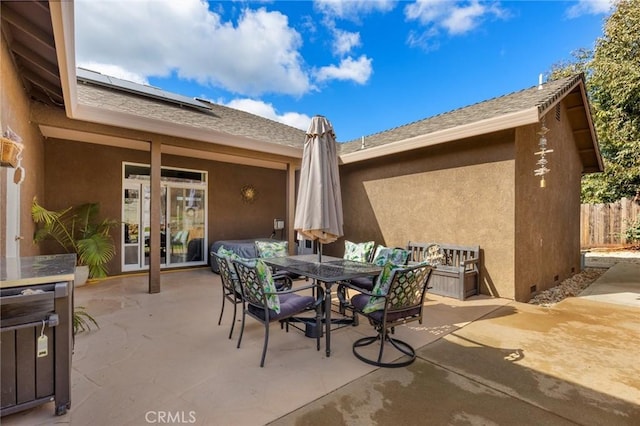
[338,245,410,314]
[232,258,323,367]
[346,263,433,368]
[211,252,243,339]
[255,240,302,282]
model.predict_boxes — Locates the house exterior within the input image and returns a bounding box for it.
[1,1,602,301]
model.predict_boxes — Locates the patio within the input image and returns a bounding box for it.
[2,264,640,425]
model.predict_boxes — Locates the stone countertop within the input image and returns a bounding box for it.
[0,254,76,288]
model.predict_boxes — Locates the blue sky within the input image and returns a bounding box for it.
[74,0,613,143]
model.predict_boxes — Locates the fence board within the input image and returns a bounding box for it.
[581,197,640,247]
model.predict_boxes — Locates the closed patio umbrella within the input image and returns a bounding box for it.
[294,115,344,260]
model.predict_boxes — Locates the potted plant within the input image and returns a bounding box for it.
[31,197,118,285]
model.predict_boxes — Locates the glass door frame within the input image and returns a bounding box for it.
[121,162,208,272]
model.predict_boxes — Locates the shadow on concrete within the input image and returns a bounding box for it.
[272,300,640,426]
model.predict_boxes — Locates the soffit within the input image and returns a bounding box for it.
[38,124,290,170]
[0,0,63,106]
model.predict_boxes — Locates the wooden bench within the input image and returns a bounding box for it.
[407,242,480,300]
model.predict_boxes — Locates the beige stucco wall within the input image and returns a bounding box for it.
[514,107,583,301]
[338,131,517,299]
[37,139,288,275]
[0,34,46,258]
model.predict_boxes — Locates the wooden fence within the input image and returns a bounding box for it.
[580,197,640,247]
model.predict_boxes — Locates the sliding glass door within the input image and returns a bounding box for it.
[166,186,206,264]
[122,163,207,272]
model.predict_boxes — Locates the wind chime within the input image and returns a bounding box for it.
[534,117,553,187]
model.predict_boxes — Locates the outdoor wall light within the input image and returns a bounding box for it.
[240,184,257,203]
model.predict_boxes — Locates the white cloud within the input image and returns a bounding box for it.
[404,0,448,25]
[75,0,311,97]
[314,0,396,20]
[332,29,361,55]
[443,1,487,34]
[404,0,507,45]
[314,0,393,61]
[566,0,613,18]
[223,98,311,130]
[315,55,372,84]
[406,27,441,51]
[79,62,149,85]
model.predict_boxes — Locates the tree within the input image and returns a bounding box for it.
[549,0,640,203]
[586,0,640,203]
[548,48,593,81]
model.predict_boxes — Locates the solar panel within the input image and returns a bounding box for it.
[77,68,211,111]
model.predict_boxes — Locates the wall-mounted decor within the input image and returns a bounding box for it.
[534,117,553,188]
[240,184,258,203]
[1,133,24,168]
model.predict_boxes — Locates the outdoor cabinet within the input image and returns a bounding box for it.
[0,255,75,417]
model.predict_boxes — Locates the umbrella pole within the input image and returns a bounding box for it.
[318,242,322,263]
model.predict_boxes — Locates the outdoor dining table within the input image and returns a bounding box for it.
[262,254,382,357]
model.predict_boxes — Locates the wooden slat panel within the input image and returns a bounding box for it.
[1,331,17,409]
[15,328,36,404]
[581,197,640,247]
[35,326,54,398]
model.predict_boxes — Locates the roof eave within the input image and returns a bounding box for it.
[38,124,290,170]
[49,0,76,117]
[74,103,303,158]
[537,77,604,173]
[339,107,539,165]
[49,3,302,161]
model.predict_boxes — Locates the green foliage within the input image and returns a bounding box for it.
[588,0,640,203]
[32,197,118,278]
[73,306,99,334]
[548,0,640,203]
[548,48,593,80]
[625,219,640,246]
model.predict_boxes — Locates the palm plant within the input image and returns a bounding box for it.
[31,197,118,279]
[73,305,100,334]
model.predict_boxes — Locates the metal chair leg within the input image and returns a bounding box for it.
[237,305,246,349]
[218,289,226,326]
[228,298,237,339]
[260,322,270,367]
[352,329,417,368]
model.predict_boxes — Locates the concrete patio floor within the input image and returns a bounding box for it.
[2,262,639,425]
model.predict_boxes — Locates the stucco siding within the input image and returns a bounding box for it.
[0,35,47,258]
[339,131,517,299]
[514,106,583,301]
[40,139,287,274]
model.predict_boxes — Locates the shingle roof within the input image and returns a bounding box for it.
[76,72,306,149]
[74,71,599,171]
[338,74,585,155]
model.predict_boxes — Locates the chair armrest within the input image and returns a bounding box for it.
[273,273,293,291]
[266,282,321,296]
[461,257,479,272]
[338,282,379,299]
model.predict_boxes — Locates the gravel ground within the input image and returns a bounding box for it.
[528,268,606,307]
[528,248,640,307]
